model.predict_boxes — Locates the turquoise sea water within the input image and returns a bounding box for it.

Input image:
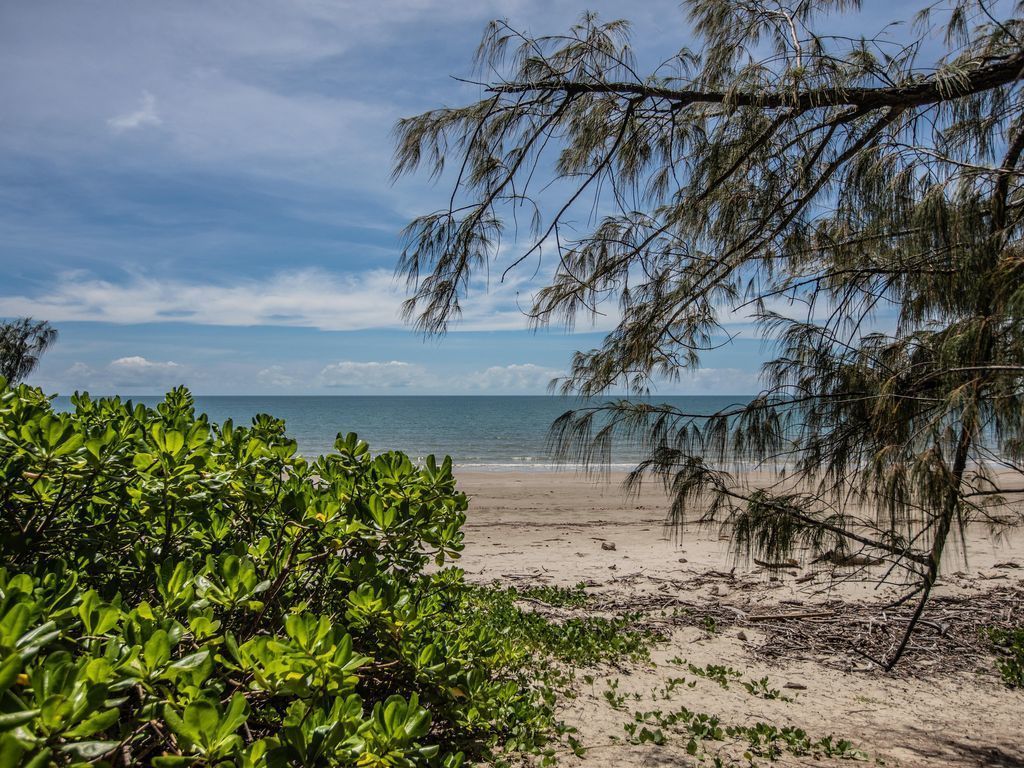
[52,395,748,470]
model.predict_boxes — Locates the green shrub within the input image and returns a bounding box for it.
[986,627,1024,688]
[0,382,583,766]
[508,583,589,609]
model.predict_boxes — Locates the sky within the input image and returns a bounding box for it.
[0,0,919,395]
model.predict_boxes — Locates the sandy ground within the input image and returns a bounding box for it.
[456,471,1024,768]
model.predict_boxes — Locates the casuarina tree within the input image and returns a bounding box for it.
[0,318,57,384]
[393,0,1024,666]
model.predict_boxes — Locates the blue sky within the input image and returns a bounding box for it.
[0,0,918,395]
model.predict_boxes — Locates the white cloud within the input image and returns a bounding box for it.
[43,358,187,393]
[467,363,562,392]
[154,70,393,180]
[0,269,403,330]
[107,356,184,387]
[107,90,161,133]
[256,365,298,389]
[659,367,761,395]
[65,361,94,378]
[0,268,568,332]
[0,0,691,189]
[318,360,427,389]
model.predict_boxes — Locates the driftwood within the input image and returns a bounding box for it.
[754,558,801,570]
[746,610,832,622]
[584,580,1021,678]
[811,549,884,567]
[746,586,1022,676]
[478,567,1021,678]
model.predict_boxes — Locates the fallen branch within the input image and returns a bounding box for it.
[746,610,833,622]
[755,558,801,570]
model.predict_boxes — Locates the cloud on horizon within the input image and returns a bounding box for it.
[256,365,299,389]
[468,363,562,393]
[68,355,189,389]
[319,360,426,389]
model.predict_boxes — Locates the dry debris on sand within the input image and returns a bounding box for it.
[458,472,1024,768]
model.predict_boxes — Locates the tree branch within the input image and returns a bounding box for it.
[489,53,1024,112]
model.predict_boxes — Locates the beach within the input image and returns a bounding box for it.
[458,471,1024,767]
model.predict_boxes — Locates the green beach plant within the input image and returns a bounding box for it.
[0,380,658,766]
[625,703,865,762]
[986,626,1024,687]
[393,0,1024,668]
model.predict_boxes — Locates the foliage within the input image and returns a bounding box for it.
[602,678,633,711]
[684,663,742,690]
[740,678,789,702]
[667,659,790,701]
[507,583,590,609]
[392,0,1024,667]
[625,704,865,761]
[615,662,859,762]
[474,587,659,667]
[0,381,658,766]
[0,318,57,384]
[986,626,1024,687]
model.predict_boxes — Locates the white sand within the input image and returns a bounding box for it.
[457,471,1024,767]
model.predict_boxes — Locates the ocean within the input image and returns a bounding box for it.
[51,395,747,471]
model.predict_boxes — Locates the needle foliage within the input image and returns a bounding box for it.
[0,319,57,385]
[393,0,1024,666]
